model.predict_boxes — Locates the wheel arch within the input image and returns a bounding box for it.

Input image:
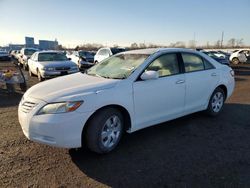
[217,84,228,99]
[81,104,132,146]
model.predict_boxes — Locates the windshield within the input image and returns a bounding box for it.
[24,49,37,55]
[87,53,149,79]
[38,53,68,61]
[111,48,126,55]
[79,51,92,57]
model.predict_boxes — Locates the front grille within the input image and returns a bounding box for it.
[21,101,37,113]
[55,67,70,71]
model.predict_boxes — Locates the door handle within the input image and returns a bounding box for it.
[211,73,217,76]
[176,80,185,84]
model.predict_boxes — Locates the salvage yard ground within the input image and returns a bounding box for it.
[1,61,250,187]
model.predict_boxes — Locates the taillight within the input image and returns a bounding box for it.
[230,70,235,77]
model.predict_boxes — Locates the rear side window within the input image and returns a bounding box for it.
[98,49,109,56]
[203,58,214,69]
[182,53,204,72]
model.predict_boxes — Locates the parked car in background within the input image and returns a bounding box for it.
[201,51,230,66]
[19,48,39,70]
[19,48,235,153]
[94,47,126,63]
[13,50,21,60]
[28,51,79,81]
[67,50,95,70]
[0,51,11,61]
[208,51,226,59]
[217,50,231,59]
[229,49,249,64]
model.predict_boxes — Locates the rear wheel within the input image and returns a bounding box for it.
[206,87,225,116]
[85,108,124,153]
[232,57,240,65]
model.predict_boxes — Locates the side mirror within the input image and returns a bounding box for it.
[140,71,159,81]
[68,58,72,60]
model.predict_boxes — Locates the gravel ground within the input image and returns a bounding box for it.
[1,60,250,187]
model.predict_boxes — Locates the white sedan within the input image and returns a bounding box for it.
[229,49,249,64]
[28,51,79,81]
[18,48,235,153]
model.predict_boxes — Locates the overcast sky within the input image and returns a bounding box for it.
[0,0,249,47]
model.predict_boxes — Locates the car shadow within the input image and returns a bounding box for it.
[69,103,250,187]
[0,90,23,107]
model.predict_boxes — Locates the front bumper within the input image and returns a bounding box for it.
[40,69,79,78]
[18,96,93,148]
[79,61,95,69]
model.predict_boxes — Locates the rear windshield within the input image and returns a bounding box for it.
[79,51,93,57]
[38,53,68,61]
[24,49,37,55]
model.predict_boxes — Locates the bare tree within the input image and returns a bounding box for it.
[188,40,196,48]
[170,41,186,48]
[130,43,138,49]
[236,38,244,47]
[214,40,221,48]
[227,38,236,48]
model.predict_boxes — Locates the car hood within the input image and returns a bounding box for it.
[40,60,76,68]
[24,73,120,102]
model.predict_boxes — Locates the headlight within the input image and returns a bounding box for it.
[37,101,83,115]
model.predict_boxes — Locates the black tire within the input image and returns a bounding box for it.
[206,87,225,116]
[20,83,27,92]
[37,70,44,82]
[232,57,239,65]
[85,108,124,154]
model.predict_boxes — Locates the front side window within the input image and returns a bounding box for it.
[146,53,180,77]
[38,53,68,61]
[87,53,149,79]
[182,53,204,72]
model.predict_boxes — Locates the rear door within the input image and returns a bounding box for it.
[181,53,219,113]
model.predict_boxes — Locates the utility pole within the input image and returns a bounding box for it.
[221,31,224,48]
[193,32,196,48]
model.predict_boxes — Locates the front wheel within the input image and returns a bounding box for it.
[206,87,225,116]
[85,108,124,153]
[232,57,240,65]
[37,70,44,82]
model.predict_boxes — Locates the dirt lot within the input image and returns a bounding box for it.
[1,60,250,187]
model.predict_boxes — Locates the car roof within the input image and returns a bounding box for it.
[37,50,62,54]
[123,48,199,55]
[22,47,39,50]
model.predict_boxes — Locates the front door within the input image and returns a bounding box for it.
[133,53,186,130]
